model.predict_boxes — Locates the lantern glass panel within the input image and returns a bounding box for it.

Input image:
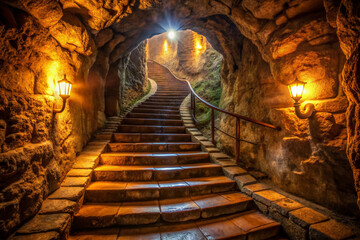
[288,80,305,101]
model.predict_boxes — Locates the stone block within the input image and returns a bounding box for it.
[289,207,328,228]
[253,200,268,214]
[10,231,60,240]
[223,166,247,179]
[17,213,71,235]
[214,159,237,167]
[234,175,257,189]
[210,152,230,160]
[61,177,90,187]
[200,141,215,148]
[205,147,220,153]
[242,183,271,196]
[252,190,286,206]
[309,220,354,240]
[67,169,92,177]
[39,199,77,215]
[270,198,304,217]
[48,187,84,201]
[269,207,307,240]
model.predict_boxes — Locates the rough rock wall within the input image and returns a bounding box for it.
[105,42,148,116]
[336,0,360,212]
[121,41,149,111]
[0,8,97,237]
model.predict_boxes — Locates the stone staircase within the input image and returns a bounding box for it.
[69,62,283,239]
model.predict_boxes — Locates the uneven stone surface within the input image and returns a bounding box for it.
[309,219,355,239]
[17,213,71,234]
[289,207,329,228]
[10,231,60,240]
[38,199,77,215]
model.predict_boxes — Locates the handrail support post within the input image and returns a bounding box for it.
[236,118,240,165]
[211,109,215,144]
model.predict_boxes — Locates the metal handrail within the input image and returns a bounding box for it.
[148,59,281,164]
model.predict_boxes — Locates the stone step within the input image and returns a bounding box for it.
[153,93,189,97]
[131,108,180,114]
[107,142,201,152]
[138,104,180,110]
[73,192,253,229]
[70,211,280,239]
[127,112,181,119]
[100,151,209,165]
[157,88,187,91]
[85,176,236,202]
[145,99,184,104]
[112,133,191,142]
[118,125,185,134]
[142,101,182,106]
[148,95,186,99]
[121,118,183,126]
[92,163,223,181]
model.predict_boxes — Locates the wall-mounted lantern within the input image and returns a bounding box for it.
[54,74,72,114]
[288,79,315,119]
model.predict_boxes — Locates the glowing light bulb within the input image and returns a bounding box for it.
[168,30,176,39]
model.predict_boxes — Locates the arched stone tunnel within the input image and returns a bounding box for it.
[1,0,360,239]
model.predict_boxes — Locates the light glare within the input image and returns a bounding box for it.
[168,30,176,39]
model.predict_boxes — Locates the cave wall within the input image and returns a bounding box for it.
[0,8,97,236]
[105,41,149,116]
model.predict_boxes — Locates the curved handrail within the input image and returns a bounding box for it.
[148,59,281,131]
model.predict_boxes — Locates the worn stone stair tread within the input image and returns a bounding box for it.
[71,209,280,239]
[93,163,223,181]
[121,118,183,126]
[132,108,181,114]
[85,176,236,202]
[94,163,221,174]
[107,142,201,152]
[118,125,185,133]
[74,193,253,228]
[112,133,192,142]
[100,151,208,164]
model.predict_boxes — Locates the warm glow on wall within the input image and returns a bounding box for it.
[194,32,206,55]
[164,40,169,52]
[47,61,60,95]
